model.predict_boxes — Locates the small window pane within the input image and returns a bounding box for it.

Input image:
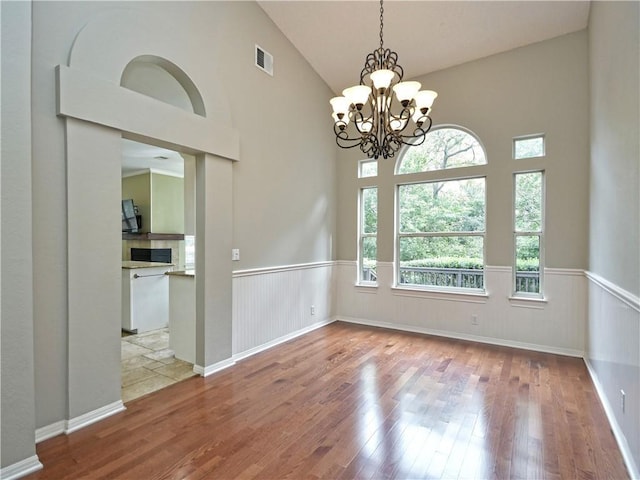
[515,172,542,232]
[361,237,377,282]
[398,178,485,233]
[398,236,484,289]
[397,128,486,174]
[514,135,545,159]
[360,160,378,178]
[184,235,195,269]
[362,188,377,234]
[515,235,540,293]
[360,187,377,284]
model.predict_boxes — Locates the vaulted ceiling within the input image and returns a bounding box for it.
[257,1,591,94]
[123,1,590,171]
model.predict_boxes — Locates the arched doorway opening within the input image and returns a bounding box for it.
[57,12,239,424]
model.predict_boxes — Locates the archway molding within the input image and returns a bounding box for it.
[121,55,206,116]
[57,10,238,425]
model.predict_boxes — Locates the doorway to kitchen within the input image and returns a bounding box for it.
[120,139,197,402]
[58,13,239,424]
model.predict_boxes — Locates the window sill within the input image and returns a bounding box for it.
[391,285,488,303]
[508,295,547,309]
[355,283,378,293]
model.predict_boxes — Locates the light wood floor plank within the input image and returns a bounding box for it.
[27,322,629,479]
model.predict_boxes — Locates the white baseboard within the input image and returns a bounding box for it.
[66,400,126,434]
[233,317,336,363]
[338,316,584,358]
[36,401,126,444]
[194,318,337,377]
[193,357,236,377]
[584,359,639,480]
[0,455,43,480]
[35,420,66,443]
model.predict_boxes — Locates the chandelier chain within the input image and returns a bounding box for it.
[379,0,384,50]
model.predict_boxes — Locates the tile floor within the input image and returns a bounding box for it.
[121,328,196,403]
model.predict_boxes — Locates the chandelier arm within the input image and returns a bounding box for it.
[333,111,378,154]
[360,136,380,158]
[395,116,434,146]
[334,130,366,150]
[387,100,412,120]
[352,109,374,135]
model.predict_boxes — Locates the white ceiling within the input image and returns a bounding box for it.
[121,138,184,177]
[257,0,591,94]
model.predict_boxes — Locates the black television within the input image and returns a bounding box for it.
[121,199,138,233]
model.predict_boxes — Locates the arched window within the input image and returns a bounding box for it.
[396,126,486,174]
[395,126,487,291]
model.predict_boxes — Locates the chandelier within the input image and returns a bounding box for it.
[330,0,437,159]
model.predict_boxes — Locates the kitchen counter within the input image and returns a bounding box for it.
[122,260,174,269]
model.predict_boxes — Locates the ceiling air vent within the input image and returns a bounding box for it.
[255,44,273,76]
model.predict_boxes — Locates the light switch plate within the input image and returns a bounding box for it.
[232,249,240,261]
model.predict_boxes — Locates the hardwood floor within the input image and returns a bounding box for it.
[28,322,629,479]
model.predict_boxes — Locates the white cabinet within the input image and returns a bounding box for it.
[122,261,173,333]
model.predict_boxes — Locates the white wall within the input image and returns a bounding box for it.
[0,0,42,475]
[587,2,640,476]
[586,274,639,478]
[3,1,636,477]
[337,263,586,356]
[27,0,336,452]
[337,31,590,270]
[233,262,335,358]
[589,2,640,297]
[335,31,590,357]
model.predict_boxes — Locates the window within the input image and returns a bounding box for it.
[359,187,377,284]
[397,178,486,290]
[395,127,487,291]
[514,171,544,295]
[513,134,545,159]
[359,159,378,178]
[396,127,486,174]
[184,235,195,269]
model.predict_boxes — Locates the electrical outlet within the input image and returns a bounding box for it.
[310,305,316,316]
[471,314,479,325]
[621,390,626,413]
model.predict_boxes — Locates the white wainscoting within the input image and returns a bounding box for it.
[232,262,336,357]
[336,262,586,356]
[585,271,639,479]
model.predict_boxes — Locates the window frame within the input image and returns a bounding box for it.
[513,133,546,160]
[512,169,545,298]
[393,125,488,294]
[395,124,488,176]
[358,186,378,286]
[359,159,378,178]
[394,173,487,293]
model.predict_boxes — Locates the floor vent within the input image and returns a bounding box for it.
[255,44,273,76]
